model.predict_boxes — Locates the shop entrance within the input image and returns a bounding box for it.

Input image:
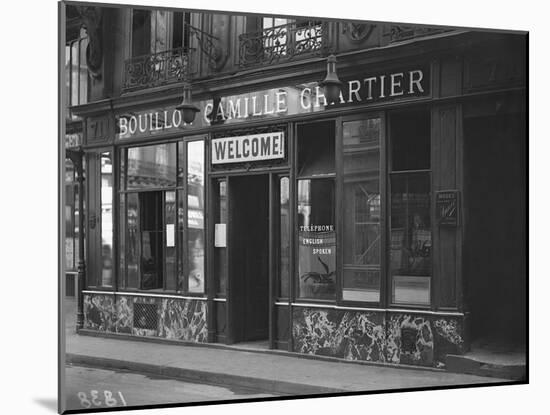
[463,110,526,347]
[229,174,270,343]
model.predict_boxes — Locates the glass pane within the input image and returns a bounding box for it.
[65,159,76,270]
[393,276,431,305]
[279,177,290,298]
[177,190,186,291]
[127,143,177,189]
[187,141,205,293]
[119,193,125,287]
[391,110,430,171]
[297,179,335,300]
[165,191,177,291]
[297,122,335,176]
[390,173,431,305]
[343,270,380,302]
[100,152,113,287]
[342,118,381,302]
[151,10,168,54]
[139,192,163,290]
[126,193,139,288]
[214,180,227,295]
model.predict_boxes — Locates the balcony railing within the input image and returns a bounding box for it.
[123,47,195,92]
[239,21,327,67]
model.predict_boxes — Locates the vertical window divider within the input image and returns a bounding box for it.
[113,146,120,293]
[288,122,296,353]
[380,112,388,309]
[385,115,393,308]
[182,140,189,294]
[335,116,343,306]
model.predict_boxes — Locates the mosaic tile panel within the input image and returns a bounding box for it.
[115,296,133,334]
[292,307,386,362]
[158,299,208,342]
[83,293,115,332]
[386,314,433,366]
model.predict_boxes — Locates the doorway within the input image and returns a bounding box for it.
[463,110,526,346]
[229,174,270,343]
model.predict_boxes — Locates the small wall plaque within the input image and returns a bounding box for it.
[436,190,460,227]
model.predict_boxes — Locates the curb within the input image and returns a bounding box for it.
[445,355,526,381]
[66,353,348,396]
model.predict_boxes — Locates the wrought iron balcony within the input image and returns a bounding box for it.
[123,47,195,92]
[239,21,327,67]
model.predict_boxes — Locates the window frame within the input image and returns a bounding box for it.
[293,119,337,305]
[387,107,433,310]
[130,8,193,57]
[116,136,206,296]
[337,112,387,308]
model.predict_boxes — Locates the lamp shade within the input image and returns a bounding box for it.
[319,54,343,104]
[176,83,200,124]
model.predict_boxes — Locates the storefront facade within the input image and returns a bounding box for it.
[66,6,526,369]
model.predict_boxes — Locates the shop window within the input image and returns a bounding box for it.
[100,152,113,287]
[342,118,382,302]
[65,158,80,271]
[279,176,290,298]
[119,140,204,294]
[213,179,228,295]
[127,143,177,189]
[297,122,336,300]
[139,192,164,290]
[389,110,431,305]
[165,191,177,291]
[187,141,205,293]
[391,110,430,171]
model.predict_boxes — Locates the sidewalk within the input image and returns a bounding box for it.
[62,299,512,395]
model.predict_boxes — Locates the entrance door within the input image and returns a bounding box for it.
[229,174,270,342]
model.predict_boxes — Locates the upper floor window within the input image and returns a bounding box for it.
[125,10,193,91]
[131,9,191,56]
[65,26,89,112]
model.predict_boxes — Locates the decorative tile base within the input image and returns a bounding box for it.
[292,307,465,368]
[83,293,208,343]
[83,293,114,332]
[292,308,386,363]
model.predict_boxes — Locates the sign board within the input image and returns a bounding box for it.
[436,190,460,226]
[214,223,227,247]
[211,132,285,164]
[166,224,175,247]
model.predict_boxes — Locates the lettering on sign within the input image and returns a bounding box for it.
[211,132,285,164]
[116,67,429,139]
[436,190,460,226]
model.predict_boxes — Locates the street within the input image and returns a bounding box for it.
[64,364,277,411]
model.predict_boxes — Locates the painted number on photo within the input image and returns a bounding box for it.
[77,390,127,408]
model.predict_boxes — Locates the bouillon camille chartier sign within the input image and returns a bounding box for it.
[117,67,429,140]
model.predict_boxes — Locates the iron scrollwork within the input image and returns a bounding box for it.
[123,48,193,91]
[239,20,326,67]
